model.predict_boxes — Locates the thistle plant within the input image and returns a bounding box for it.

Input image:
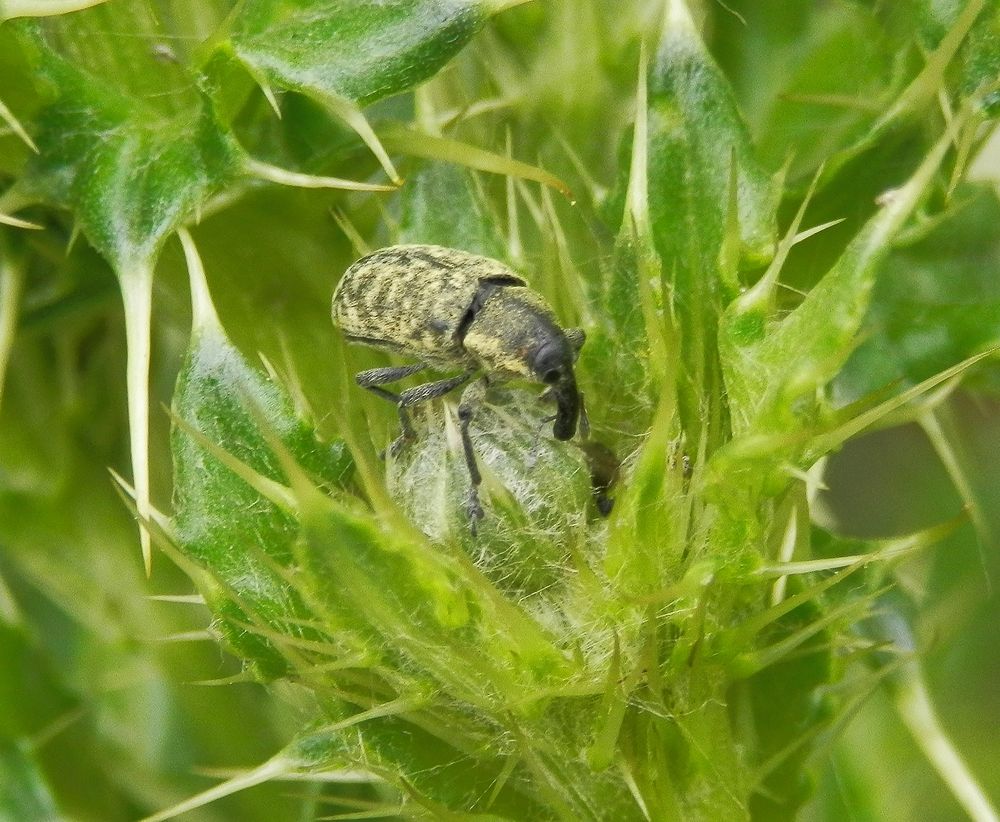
[2,1,1000,820]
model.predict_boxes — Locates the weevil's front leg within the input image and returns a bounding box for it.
[398,371,474,409]
[356,363,428,393]
[356,364,428,440]
[457,378,489,533]
[526,390,588,472]
[387,370,476,456]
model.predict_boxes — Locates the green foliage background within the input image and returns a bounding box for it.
[1,0,1000,820]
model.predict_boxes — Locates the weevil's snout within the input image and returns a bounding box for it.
[530,338,580,440]
[552,376,580,440]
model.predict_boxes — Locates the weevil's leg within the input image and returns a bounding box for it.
[398,371,474,408]
[355,364,427,441]
[355,363,428,391]
[537,387,587,439]
[536,386,557,424]
[384,371,475,457]
[521,403,550,468]
[522,389,585,467]
[457,379,488,531]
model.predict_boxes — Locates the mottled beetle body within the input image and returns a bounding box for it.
[333,244,585,529]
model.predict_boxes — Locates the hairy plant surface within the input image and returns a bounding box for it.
[1,1,1000,820]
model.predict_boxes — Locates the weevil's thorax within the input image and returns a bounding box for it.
[462,288,570,381]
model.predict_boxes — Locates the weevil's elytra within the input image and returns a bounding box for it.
[334,246,527,369]
[332,244,587,532]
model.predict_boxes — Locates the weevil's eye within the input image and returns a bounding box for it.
[531,340,568,383]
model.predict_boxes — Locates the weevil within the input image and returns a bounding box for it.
[332,244,586,530]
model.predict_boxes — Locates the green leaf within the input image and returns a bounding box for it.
[142,715,557,822]
[11,20,243,572]
[0,621,76,741]
[836,185,1000,403]
[294,468,575,700]
[16,39,240,269]
[610,0,779,436]
[397,159,507,258]
[711,1,894,176]
[223,0,503,183]
[646,2,778,278]
[719,126,955,442]
[0,740,59,822]
[916,0,1000,107]
[707,109,957,572]
[171,318,353,678]
[0,616,134,821]
[228,0,491,108]
[962,7,1000,110]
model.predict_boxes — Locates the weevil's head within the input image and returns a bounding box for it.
[464,286,586,439]
[529,330,584,440]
